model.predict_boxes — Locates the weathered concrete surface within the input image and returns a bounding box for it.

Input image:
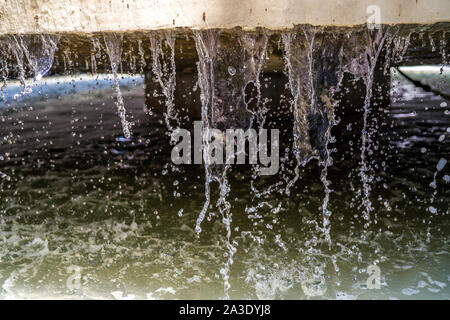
[0,0,449,34]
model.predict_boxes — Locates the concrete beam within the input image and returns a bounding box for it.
[0,0,449,35]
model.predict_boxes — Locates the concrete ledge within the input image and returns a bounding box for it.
[0,0,449,35]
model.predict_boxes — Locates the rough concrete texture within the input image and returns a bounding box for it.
[0,0,449,34]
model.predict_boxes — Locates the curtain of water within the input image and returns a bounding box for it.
[0,27,448,299]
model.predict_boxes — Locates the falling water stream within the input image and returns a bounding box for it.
[0,26,448,299]
[193,30,271,296]
[4,35,58,100]
[104,33,132,139]
[282,27,345,243]
[149,31,179,133]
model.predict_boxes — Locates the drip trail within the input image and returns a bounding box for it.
[149,31,179,132]
[104,33,132,138]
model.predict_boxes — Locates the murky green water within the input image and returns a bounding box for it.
[0,66,448,300]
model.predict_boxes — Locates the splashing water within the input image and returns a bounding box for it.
[104,33,132,138]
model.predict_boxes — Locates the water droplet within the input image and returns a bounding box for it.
[436,158,447,171]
